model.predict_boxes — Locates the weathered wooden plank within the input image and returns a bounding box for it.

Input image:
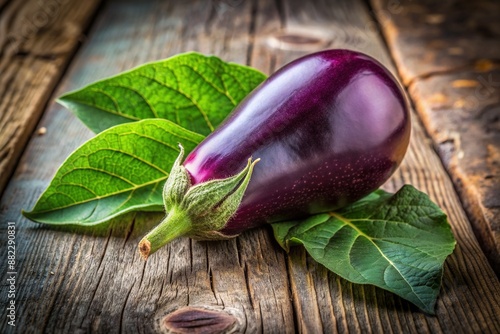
[370,0,500,86]
[0,0,102,196]
[371,0,500,273]
[1,1,294,332]
[1,0,499,333]
[264,0,500,332]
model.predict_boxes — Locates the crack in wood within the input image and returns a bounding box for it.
[245,0,258,67]
[406,60,500,88]
[10,50,66,60]
[243,263,255,310]
[119,283,135,334]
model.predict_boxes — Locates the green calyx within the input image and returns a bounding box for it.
[139,145,259,259]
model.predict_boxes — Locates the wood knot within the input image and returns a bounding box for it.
[163,307,237,334]
[269,29,329,51]
[275,34,322,45]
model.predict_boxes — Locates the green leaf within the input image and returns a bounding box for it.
[23,119,204,225]
[57,52,267,135]
[272,185,456,314]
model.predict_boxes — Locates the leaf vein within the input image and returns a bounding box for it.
[330,212,426,305]
[36,177,167,213]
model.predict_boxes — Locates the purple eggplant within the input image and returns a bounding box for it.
[139,49,410,259]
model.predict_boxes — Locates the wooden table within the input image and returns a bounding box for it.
[1,0,499,332]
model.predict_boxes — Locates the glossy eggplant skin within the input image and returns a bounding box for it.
[184,49,410,236]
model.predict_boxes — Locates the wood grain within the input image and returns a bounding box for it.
[0,0,102,196]
[0,0,499,333]
[371,0,500,273]
[369,0,500,86]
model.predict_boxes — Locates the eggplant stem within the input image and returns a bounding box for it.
[138,156,260,259]
[138,208,192,260]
